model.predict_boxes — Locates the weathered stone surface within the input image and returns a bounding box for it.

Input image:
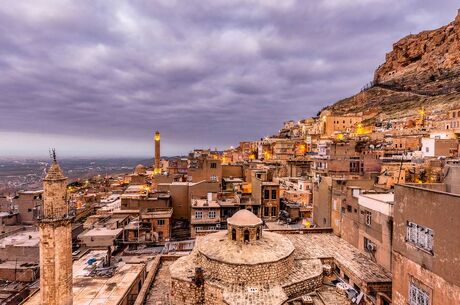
[197,230,294,265]
[39,161,73,305]
[375,9,460,93]
[169,230,324,305]
[325,10,460,121]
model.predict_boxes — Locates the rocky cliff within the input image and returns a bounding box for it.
[374,9,460,95]
[326,9,460,120]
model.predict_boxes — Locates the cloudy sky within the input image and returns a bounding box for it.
[0,0,458,158]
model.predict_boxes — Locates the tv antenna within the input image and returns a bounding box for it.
[49,148,57,162]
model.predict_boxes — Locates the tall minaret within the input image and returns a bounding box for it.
[154,131,161,175]
[39,151,73,305]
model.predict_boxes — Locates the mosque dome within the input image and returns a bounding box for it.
[133,164,146,175]
[227,209,263,242]
[227,209,263,227]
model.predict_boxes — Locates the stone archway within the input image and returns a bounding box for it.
[244,229,250,242]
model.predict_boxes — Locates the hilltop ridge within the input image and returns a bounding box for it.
[325,9,460,121]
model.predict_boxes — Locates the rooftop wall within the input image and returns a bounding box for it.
[394,184,460,285]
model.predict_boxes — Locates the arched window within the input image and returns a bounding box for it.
[256,228,260,240]
[232,228,236,241]
[244,229,250,242]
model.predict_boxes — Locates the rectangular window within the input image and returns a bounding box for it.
[264,189,270,199]
[208,210,216,219]
[264,207,269,217]
[195,211,203,219]
[210,175,217,182]
[157,219,165,226]
[271,206,277,217]
[347,205,352,213]
[365,210,372,226]
[271,190,277,199]
[210,162,217,168]
[406,221,434,253]
[409,281,430,305]
[364,237,375,252]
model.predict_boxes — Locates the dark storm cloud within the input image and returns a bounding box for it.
[0,0,459,156]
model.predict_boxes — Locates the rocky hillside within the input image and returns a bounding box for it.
[326,9,460,120]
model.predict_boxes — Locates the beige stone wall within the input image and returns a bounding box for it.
[39,221,73,305]
[282,273,323,299]
[199,253,294,285]
[170,278,202,305]
[0,245,39,263]
[394,184,460,284]
[43,178,68,219]
[222,165,243,178]
[392,251,460,305]
[227,225,262,242]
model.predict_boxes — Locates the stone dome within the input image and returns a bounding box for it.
[133,164,146,175]
[227,210,263,242]
[227,209,262,227]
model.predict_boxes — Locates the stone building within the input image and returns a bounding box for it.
[313,176,374,227]
[190,194,221,237]
[130,164,147,185]
[170,210,324,305]
[14,190,42,224]
[333,188,394,272]
[323,114,363,137]
[169,210,391,305]
[421,137,458,157]
[157,181,220,222]
[188,155,222,183]
[38,158,73,305]
[392,183,460,305]
[252,175,280,221]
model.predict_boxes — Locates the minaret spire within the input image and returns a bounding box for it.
[154,131,161,175]
[39,151,73,305]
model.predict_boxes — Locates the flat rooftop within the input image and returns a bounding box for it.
[0,230,39,248]
[24,250,145,305]
[191,198,220,208]
[79,227,123,238]
[141,208,173,219]
[359,193,394,203]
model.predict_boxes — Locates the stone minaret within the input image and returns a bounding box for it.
[39,154,73,305]
[154,131,161,175]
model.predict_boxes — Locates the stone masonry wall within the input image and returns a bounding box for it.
[39,222,73,305]
[282,273,323,299]
[199,252,294,284]
[171,278,225,305]
[227,225,261,242]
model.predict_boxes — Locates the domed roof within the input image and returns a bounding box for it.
[227,209,263,227]
[134,164,146,175]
